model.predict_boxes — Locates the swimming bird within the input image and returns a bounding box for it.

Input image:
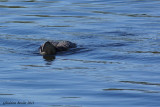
[39,40,77,55]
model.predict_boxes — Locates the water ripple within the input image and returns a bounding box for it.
[0,5,26,8]
[120,81,160,86]
[103,88,160,93]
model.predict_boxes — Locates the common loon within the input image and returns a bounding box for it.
[39,40,77,55]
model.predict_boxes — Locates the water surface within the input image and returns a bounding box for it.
[0,0,160,107]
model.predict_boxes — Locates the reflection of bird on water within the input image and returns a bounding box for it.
[39,40,77,55]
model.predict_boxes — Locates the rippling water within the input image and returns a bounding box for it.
[1,0,160,107]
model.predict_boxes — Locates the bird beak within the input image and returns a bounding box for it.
[40,51,46,55]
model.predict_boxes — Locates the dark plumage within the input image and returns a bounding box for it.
[39,40,77,55]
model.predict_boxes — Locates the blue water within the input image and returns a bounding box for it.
[0,0,160,107]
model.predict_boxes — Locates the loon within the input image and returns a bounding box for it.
[39,40,77,55]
